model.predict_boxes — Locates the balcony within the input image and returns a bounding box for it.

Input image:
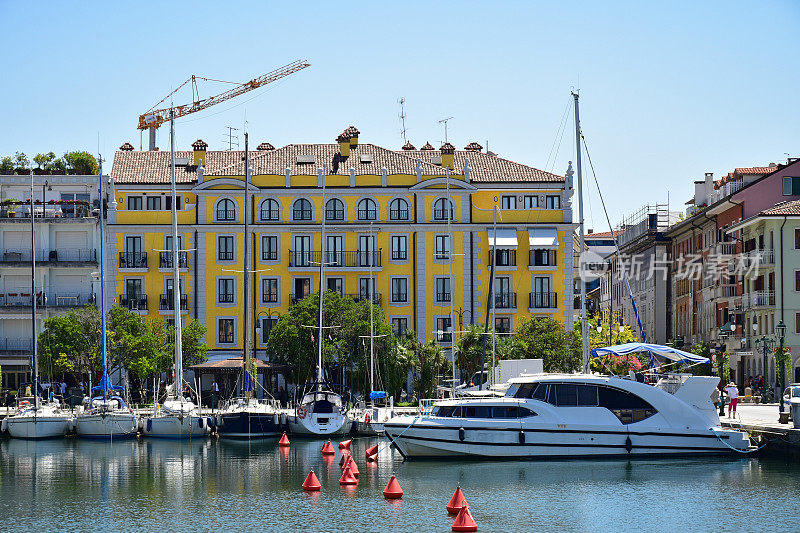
[489,250,517,267]
[289,250,381,268]
[714,284,737,299]
[0,292,93,309]
[530,292,558,309]
[119,294,148,311]
[746,290,775,309]
[713,242,737,256]
[389,209,409,221]
[492,292,517,309]
[119,252,147,269]
[743,249,774,267]
[1,202,92,220]
[159,251,188,269]
[0,339,33,354]
[1,249,97,264]
[288,292,382,306]
[529,249,557,268]
[159,294,188,311]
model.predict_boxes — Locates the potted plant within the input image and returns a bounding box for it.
[2,199,18,218]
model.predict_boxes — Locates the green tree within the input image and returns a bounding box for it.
[14,152,29,171]
[454,323,487,383]
[503,316,581,372]
[33,152,56,169]
[0,156,13,171]
[38,306,102,382]
[51,157,67,173]
[63,151,98,175]
[402,332,450,399]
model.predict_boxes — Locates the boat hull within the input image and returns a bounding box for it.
[288,412,349,436]
[76,412,139,438]
[216,411,283,438]
[141,414,210,439]
[6,415,72,439]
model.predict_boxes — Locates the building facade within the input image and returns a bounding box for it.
[108,130,574,370]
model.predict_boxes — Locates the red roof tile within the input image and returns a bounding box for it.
[761,199,800,216]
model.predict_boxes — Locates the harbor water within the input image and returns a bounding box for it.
[2,437,800,532]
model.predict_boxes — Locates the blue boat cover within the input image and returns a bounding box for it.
[591,342,709,364]
[369,391,387,400]
[243,370,254,392]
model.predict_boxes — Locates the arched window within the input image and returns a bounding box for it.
[292,198,312,221]
[325,198,345,221]
[260,198,280,221]
[433,197,454,221]
[357,198,377,221]
[216,198,236,221]
[389,198,410,220]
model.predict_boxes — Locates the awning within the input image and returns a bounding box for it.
[487,228,518,248]
[528,227,558,248]
[591,342,709,365]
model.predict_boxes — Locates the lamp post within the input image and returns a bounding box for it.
[717,322,733,416]
[777,319,787,419]
[752,316,774,403]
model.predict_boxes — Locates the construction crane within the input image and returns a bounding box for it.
[138,59,310,150]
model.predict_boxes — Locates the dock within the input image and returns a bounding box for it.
[721,403,800,457]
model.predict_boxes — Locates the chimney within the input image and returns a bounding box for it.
[257,142,275,151]
[344,125,360,147]
[192,139,208,167]
[402,141,416,151]
[420,141,434,151]
[464,142,483,152]
[440,142,455,169]
[337,133,351,157]
[119,142,134,151]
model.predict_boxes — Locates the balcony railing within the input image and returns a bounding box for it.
[346,293,382,305]
[357,209,377,221]
[492,292,517,309]
[1,249,97,263]
[433,208,454,221]
[389,209,409,221]
[714,284,737,299]
[159,294,188,310]
[0,338,33,353]
[159,251,188,268]
[714,242,737,255]
[530,292,558,309]
[435,292,451,303]
[288,293,309,305]
[289,250,381,268]
[743,249,775,267]
[746,290,775,308]
[260,208,280,221]
[391,292,408,303]
[119,252,147,268]
[325,208,344,221]
[489,250,517,267]
[119,294,148,310]
[0,292,93,308]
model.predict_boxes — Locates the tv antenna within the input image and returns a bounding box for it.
[438,116,453,144]
[398,97,408,142]
[224,126,240,150]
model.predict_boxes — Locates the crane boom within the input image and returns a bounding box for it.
[138,59,310,131]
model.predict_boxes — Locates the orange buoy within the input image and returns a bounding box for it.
[302,470,321,491]
[339,451,351,466]
[321,440,335,455]
[278,432,290,447]
[339,464,358,485]
[383,475,403,499]
[338,439,352,450]
[344,456,359,477]
[451,504,478,532]
[365,444,379,460]
[446,487,467,514]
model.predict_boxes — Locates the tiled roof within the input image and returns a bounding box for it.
[398,149,563,183]
[761,199,800,216]
[735,166,776,175]
[585,229,620,238]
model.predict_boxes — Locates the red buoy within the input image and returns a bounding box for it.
[446,487,467,514]
[451,504,478,532]
[343,456,360,477]
[339,464,358,485]
[366,444,379,460]
[383,475,403,499]
[278,433,290,447]
[338,439,352,450]
[321,440,335,455]
[302,470,321,491]
[339,451,351,466]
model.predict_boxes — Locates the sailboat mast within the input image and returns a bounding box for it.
[243,133,251,399]
[447,167,455,396]
[369,222,374,397]
[316,166,326,390]
[572,91,590,372]
[169,110,183,398]
[30,171,38,409]
[98,156,108,400]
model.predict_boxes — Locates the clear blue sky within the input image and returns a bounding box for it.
[1,1,798,226]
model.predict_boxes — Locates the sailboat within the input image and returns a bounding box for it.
[75,158,139,438]
[3,172,74,439]
[141,110,210,439]
[286,166,349,436]
[215,132,284,439]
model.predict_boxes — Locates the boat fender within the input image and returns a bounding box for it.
[146,419,152,432]
[207,416,215,429]
[1,419,7,433]
[273,414,278,425]
[519,430,525,444]
[364,411,371,425]
[216,415,224,427]
[625,435,633,453]
[298,407,308,419]
[198,417,204,429]
[459,427,465,442]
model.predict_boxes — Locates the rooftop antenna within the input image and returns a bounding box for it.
[225,126,240,151]
[398,98,408,142]
[438,116,453,144]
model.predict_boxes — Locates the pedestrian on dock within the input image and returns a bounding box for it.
[724,382,739,418]
[211,379,219,409]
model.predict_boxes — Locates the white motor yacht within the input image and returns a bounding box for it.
[384,373,752,458]
[3,401,73,439]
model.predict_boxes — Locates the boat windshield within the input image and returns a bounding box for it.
[301,392,342,407]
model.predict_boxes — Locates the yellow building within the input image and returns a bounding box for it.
[108,129,574,364]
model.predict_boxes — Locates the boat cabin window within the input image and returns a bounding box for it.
[520,382,656,424]
[434,404,537,418]
[463,405,491,418]
[513,383,535,399]
[492,406,518,418]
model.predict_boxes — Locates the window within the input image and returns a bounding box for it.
[501,195,517,210]
[435,277,451,303]
[783,177,800,196]
[433,198,454,221]
[127,196,142,210]
[261,278,278,303]
[392,317,408,337]
[391,278,408,303]
[524,195,538,209]
[218,278,234,303]
[218,236,234,261]
[795,312,800,335]
[796,270,800,292]
[216,198,236,221]
[261,235,278,261]
[435,235,450,260]
[293,198,312,220]
[293,235,312,267]
[495,317,511,333]
[327,277,343,295]
[531,277,552,308]
[165,195,181,211]
[358,277,375,302]
[260,317,278,344]
[436,317,452,342]
[325,198,345,221]
[218,318,235,344]
[260,198,280,221]
[391,235,408,261]
[597,385,656,424]
[389,198,409,220]
[326,235,344,266]
[796,228,800,250]
[492,249,516,267]
[146,196,162,210]
[531,249,556,266]
[545,195,561,209]
[357,198,377,221]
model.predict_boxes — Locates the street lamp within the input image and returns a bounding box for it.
[717,321,734,416]
[752,315,774,403]
[777,319,787,418]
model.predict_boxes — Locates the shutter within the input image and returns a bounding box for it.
[4,231,27,251]
[56,231,89,260]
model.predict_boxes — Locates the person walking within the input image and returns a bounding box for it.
[211,379,220,409]
[724,381,739,418]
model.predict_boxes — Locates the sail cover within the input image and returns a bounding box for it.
[591,343,709,365]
